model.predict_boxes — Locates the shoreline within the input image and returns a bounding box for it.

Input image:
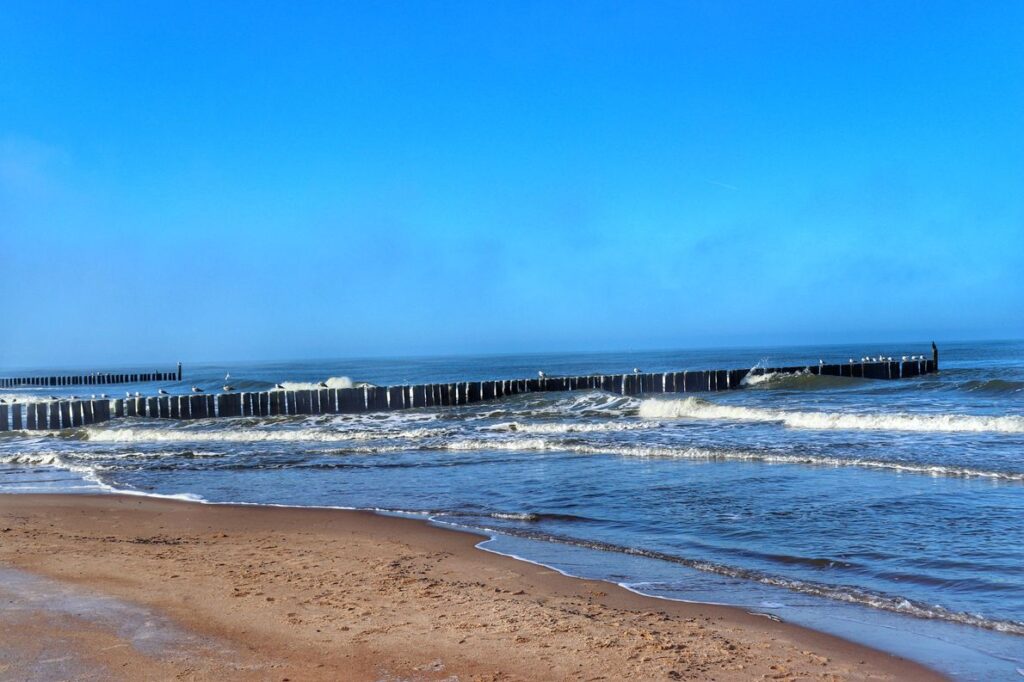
[0,493,945,680]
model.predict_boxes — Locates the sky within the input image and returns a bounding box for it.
[2,2,1022,368]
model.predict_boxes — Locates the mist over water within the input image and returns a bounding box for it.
[2,340,1023,679]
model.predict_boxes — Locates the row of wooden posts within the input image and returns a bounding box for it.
[0,364,182,388]
[0,358,937,432]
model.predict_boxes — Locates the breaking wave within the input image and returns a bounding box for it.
[433,439,1024,480]
[84,425,450,443]
[277,376,354,390]
[639,397,1024,433]
[739,371,863,391]
[480,420,658,435]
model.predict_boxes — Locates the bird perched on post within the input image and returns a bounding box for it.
[274,383,285,390]
[158,389,169,395]
[191,386,204,393]
[222,384,235,392]
[318,381,328,388]
[538,371,545,378]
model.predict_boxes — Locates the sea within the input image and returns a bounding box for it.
[2,340,1022,680]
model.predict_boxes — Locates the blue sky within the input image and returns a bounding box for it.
[2,2,1022,367]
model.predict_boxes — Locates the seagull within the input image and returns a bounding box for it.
[191,386,204,393]
[819,359,824,365]
[633,368,641,373]
[538,371,546,378]
[222,385,235,392]
[318,381,328,388]
[126,391,131,397]
[158,389,169,395]
[902,356,907,361]
[274,383,285,390]
[849,359,854,363]
[100,394,107,399]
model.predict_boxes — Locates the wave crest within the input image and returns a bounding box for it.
[85,425,448,443]
[276,376,354,390]
[639,397,1024,433]
[480,420,658,435]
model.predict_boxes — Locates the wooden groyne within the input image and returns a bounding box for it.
[0,363,182,389]
[0,353,938,433]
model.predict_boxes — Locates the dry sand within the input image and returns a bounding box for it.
[0,494,944,681]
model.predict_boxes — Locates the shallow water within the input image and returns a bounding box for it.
[2,340,1023,679]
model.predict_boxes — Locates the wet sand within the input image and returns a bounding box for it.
[0,494,944,680]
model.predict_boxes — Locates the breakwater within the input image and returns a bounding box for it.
[0,353,938,432]
[0,363,182,388]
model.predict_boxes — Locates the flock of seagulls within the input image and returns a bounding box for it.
[848,355,927,363]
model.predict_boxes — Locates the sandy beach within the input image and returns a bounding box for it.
[0,494,943,681]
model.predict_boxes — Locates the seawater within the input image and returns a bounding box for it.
[2,340,1023,680]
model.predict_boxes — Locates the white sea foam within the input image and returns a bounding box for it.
[432,439,1024,480]
[480,420,659,435]
[15,426,1024,481]
[84,425,448,443]
[95,487,207,502]
[739,370,810,387]
[639,397,1024,433]
[277,376,354,390]
[0,452,64,467]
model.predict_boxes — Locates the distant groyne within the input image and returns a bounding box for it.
[0,352,938,433]
[0,363,182,389]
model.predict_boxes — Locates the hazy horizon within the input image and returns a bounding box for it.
[0,336,1008,374]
